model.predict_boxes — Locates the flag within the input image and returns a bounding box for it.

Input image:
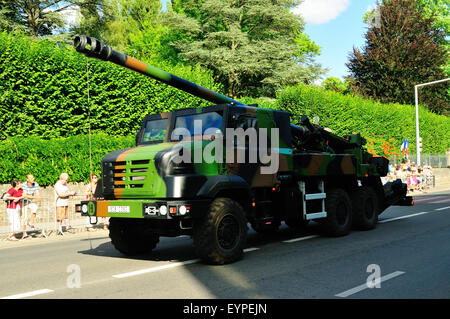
[405,139,409,159]
[400,139,405,155]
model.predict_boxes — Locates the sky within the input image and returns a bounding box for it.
[294,0,378,81]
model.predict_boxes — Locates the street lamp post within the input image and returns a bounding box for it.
[414,78,450,166]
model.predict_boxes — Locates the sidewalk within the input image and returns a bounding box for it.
[410,168,450,197]
[0,224,109,249]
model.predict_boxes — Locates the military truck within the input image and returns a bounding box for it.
[74,35,412,265]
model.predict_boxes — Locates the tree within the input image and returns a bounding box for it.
[348,0,449,114]
[164,0,325,98]
[71,0,111,41]
[321,77,350,94]
[0,0,99,36]
[0,1,26,33]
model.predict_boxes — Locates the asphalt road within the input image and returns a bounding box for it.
[0,192,449,301]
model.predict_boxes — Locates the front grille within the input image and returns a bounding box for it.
[103,160,151,194]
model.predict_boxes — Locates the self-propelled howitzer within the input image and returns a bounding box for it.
[74,36,412,265]
[74,35,244,106]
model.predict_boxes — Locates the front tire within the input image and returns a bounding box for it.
[193,198,248,265]
[109,218,160,256]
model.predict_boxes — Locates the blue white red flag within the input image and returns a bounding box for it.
[400,139,405,154]
[405,139,409,159]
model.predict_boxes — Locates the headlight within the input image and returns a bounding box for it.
[159,205,167,216]
[179,205,187,215]
[81,204,88,214]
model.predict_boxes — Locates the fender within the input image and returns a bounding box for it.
[196,175,252,199]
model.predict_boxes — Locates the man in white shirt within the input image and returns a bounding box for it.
[54,173,77,235]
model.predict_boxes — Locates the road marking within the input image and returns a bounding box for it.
[243,247,260,253]
[112,259,200,278]
[282,235,319,243]
[379,212,430,223]
[414,196,444,202]
[113,247,260,279]
[1,289,54,299]
[335,271,405,298]
[435,206,450,211]
[429,198,450,204]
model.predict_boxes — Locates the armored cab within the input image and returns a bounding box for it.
[75,36,410,265]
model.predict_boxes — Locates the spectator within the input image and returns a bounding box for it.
[54,173,77,235]
[407,167,418,192]
[85,173,109,230]
[22,174,41,230]
[4,180,26,241]
[417,167,423,191]
[85,174,97,231]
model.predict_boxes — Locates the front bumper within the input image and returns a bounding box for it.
[75,198,211,220]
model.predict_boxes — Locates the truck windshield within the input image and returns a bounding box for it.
[142,119,168,143]
[173,111,223,140]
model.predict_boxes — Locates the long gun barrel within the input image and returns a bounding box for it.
[74,35,244,106]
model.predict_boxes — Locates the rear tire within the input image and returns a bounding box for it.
[109,218,160,256]
[193,198,248,265]
[351,186,378,230]
[320,188,352,236]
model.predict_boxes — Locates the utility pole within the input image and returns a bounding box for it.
[414,78,450,166]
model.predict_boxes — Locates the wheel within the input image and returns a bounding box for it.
[109,218,160,256]
[320,188,353,236]
[351,186,378,230]
[193,198,248,265]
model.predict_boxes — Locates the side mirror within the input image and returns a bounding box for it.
[135,128,142,146]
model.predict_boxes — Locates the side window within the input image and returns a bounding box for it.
[233,116,258,147]
[236,116,258,130]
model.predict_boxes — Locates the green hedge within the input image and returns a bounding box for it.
[246,85,450,155]
[0,31,221,139]
[0,134,134,186]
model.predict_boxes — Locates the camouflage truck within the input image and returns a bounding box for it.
[74,36,412,265]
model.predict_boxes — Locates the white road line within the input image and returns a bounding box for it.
[429,199,450,204]
[435,206,450,211]
[378,212,430,223]
[282,235,319,243]
[335,271,405,298]
[243,247,260,253]
[113,247,260,279]
[1,289,54,299]
[414,196,444,202]
[112,259,200,278]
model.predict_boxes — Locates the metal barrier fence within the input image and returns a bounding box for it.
[389,154,448,168]
[0,195,106,237]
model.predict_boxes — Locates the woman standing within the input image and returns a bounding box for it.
[5,180,25,241]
